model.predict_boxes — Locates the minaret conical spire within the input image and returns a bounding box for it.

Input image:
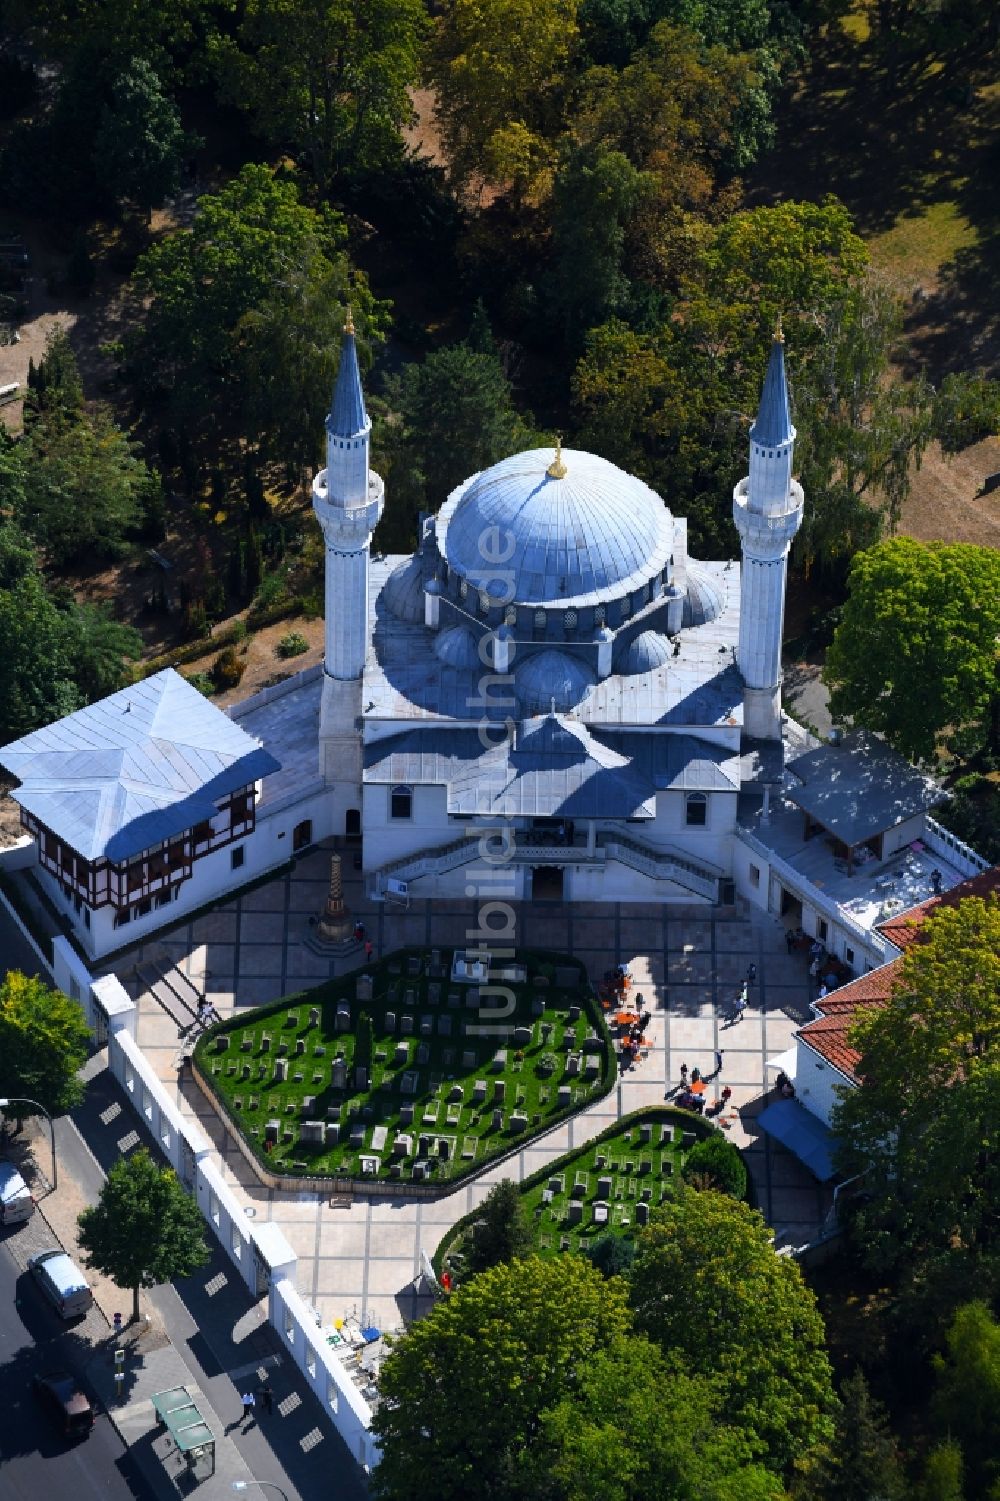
[750,331,793,449]
[328,308,368,439]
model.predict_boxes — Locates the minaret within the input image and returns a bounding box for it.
[312,311,384,824]
[732,325,804,741]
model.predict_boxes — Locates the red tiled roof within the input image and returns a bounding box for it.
[797,964,902,1082]
[876,866,1000,951]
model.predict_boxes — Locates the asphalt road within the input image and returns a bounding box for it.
[0,1232,151,1498]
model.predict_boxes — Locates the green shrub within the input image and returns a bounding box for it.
[276,631,308,659]
[681,1135,747,1199]
[211,646,245,691]
[186,672,215,697]
[585,1233,636,1279]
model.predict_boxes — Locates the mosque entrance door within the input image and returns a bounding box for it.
[532,866,564,901]
[346,809,361,842]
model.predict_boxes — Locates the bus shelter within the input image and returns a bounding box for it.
[151,1385,215,1481]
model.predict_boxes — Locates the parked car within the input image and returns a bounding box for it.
[32,1370,95,1439]
[0,1159,34,1224]
[26,1249,93,1319]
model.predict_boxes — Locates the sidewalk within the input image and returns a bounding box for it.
[17,1063,369,1501]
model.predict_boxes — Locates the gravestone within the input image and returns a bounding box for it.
[215,1035,229,1052]
[557,1085,572,1108]
[420,1015,433,1037]
[371,1126,388,1152]
[583,1058,600,1079]
[275,1059,288,1083]
[394,1043,409,1066]
[549,1175,565,1194]
[427,984,441,1005]
[565,1053,581,1077]
[472,1079,487,1104]
[301,1120,324,1146]
[354,1064,369,1091]
[568,1005,581,1022]
[437,1015,452,1037]
[513,1025,531,1046]
[509,1111,528,1132]
[491,1109,504,1131]
[241,1064,251,1080]
[286,1012,299,1027]
[639,1123,653,1143]
[309,1007,320,1027]
[635,1201,650,1227]
[260,1035,271,1054]
[438,1138,450,1160]
[448,1084,464,1103]
[491,1050,507,1072]
[461,1049,477,1068]
[384,1012,397,1033]
[417,1134,430,1158]
[447,992,460,1009]
[356,974,373,1001]
[295,1038,306,1055]
[583,1034,603,1053]
[331,1058,347,1090]
[597,1175,613,1199]
[393,1133,413,1158]
[401,1015,414,1036]
[325,1121,340,1144]
[494,1079,506,1103]
[277,1042,288,1057]
[400,1070,419,1095]
[639,1159,652,1176]
[404,988,416,1007]
[407,956,421,977]
[400,1103,414,1125]
[568,1201,583,1225]
[592,1201,609,1225]
[416,1042,430,1066]
[265,1119,279,1144]
[360,1155,380,1176]
[412,1162,429,1181]
[302,1095,316,1113]
[531,997,545,1018]
[350,1124,366,1148]
[241,1035,253,1052]
[335,1004,351,1033]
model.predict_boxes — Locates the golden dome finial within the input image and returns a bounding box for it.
[547,434,567,480]
[775,311,784,345]
[344,304,355,336]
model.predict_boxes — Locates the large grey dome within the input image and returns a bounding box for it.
[615,630,673,676]
[436,447,673,608]
[383,554,428,625]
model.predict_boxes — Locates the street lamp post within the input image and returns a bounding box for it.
[232,1482,290,1501]
[0,1096,57,1191]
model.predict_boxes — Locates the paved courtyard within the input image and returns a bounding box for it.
[113,844,833,1332]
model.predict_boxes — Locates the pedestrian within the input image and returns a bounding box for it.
[354,920,365,944]
[732,995,746,1024]
[715,1049,723,1075]
[784,928,795,955]
[817,983,829,1000]
[364,939,374,965]
[691,1067,701,1084]
[679,1062,689,1086]
[808,956,820,980]
[809,939,824,961]
[720,1086,732,1107]
[739,981,749,1005]
[746,962,757,986]
[931,868,943,895]
[240,1391,256,1428]
[259,1380,273,1416]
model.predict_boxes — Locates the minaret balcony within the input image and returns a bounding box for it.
[732,477,804,555]
[312,470,384,549]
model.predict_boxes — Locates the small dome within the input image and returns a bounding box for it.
[683,565,724,628]
[383,555,428,625]
[516,650,595,715]
[614,630,673,675]
[434,625,482,670]
[424,576,443,596]
[594,626,614,643]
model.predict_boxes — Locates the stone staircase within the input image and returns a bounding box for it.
[131,950,204,1031]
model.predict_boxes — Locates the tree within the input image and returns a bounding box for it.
[131,165,387,454]
[0,971,91,1118]
[824,538,1000,762]
[808,1370,904,1501]
[629,1188,837,1472]
[377,340,535,549]
[371,1255,632,1501]
[20,406,156,566]
[546,143,650,340]
[212,0,427,188]
[23,326,84,429]
[919,1443,965,1501]
[465,1179,533,1275]
[584,1231,637,1278]
[931,1302,1000,1498]
[93,58,190,218]
[538,1335,785,1501]
[0,562,83,739]
[834,899,1000,1292]
[681,1133,747,1197]
[428,0,579,197]
[68,603,142,703]
[77,1147,210,1322]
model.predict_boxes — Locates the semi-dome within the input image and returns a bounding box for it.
[383,554,428,625]
[516,649,595,715]
[614,630,673,676]
[683,564,724,628]
[436,447,673,608]
[434,625,482,670]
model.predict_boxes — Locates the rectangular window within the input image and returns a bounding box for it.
[818,919,828,943]
[749,864,760,888]
[83,908,91,929]
[845,946,854,964]
[231,846,245,871]
[137,898,152,917]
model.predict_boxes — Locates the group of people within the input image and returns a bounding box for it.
[727,962,757,1025]
[619,998,652,1070]
[353,922,375,963]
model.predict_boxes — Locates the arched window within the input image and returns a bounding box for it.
[460,578,469,599]
[685,792,708,827]
[504,605,517,626]
[479,591,491,614]
[390,785,413,820]
[621,596,632,618]
[594,605,606,627]
[564,609,577,631]
[534,608,546,631]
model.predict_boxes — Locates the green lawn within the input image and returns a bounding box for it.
[193,947,613,1185]
[438,1106,721,1271]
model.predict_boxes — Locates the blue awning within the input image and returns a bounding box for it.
[757,1098,840,1182]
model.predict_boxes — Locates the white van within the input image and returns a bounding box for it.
[0,1160,34,1225]
[27,1249,94,1319]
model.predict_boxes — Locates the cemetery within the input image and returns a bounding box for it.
[438,1107,723,1272]
[192,947,614,1186]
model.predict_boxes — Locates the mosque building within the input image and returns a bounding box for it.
[0,323,984,966]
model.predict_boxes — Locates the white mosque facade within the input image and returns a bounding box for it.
[0,326,987,965]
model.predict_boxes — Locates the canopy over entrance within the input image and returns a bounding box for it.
[757,1098,840,1182]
